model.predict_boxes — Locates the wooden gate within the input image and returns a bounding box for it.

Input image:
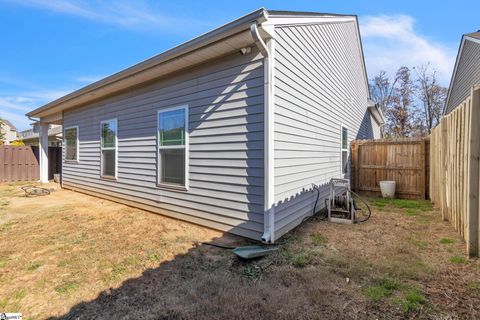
[351,138,429,199]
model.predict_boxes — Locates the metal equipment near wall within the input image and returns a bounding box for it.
[325,178,371,224]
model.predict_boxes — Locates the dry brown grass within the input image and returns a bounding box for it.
[0,184,479,319]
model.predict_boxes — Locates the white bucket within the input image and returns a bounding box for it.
[379,181,396,198]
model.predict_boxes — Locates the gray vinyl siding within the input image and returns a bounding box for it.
[62,49,265,240]
[272,21,370,238]
[446,39,480,114]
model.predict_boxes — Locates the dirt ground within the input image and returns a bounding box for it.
[0,183,479,319]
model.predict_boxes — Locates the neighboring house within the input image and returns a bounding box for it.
[20,124,63,147]
[26,9,380,242]
[0,119,18,144]
[445,31,480,114]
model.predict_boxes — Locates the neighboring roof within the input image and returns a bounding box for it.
[1,119,17,131]
[27,8,365,119]
[20,125,63,141]
[466,31,480,40]
[444,31,480,114]
[368,100,385,125]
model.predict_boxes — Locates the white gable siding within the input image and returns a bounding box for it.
[62,49,265,240]
[272,21,371,238]
[446,39,480,114]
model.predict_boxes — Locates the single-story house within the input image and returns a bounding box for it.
[0,119,19,145]
[444,31,480,114]
[26,9,382,242]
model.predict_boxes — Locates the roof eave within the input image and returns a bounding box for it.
[27,8,268,118]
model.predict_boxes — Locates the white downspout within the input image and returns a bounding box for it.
[251,23,275,243]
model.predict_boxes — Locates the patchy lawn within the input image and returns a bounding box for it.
[0,184,479,319]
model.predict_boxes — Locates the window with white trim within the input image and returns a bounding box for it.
[65,127,78,161]
[158,106,188,187]
[341,125,348,174]
[101,119,117,178]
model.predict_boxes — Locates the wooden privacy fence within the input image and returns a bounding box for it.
[0,145,62,183]
[430,86,480,257]
[0,145,39,182]
[351,138,429,199]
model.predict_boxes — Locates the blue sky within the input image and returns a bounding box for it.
[0,0,478,130]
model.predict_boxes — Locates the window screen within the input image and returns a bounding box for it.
[158,107,187,187]
[101,120,117,178]
[65,127,78,161]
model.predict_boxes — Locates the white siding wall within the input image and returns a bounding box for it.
[446,39,480,114]
[370,114,382,139]
[62,49,265,240]
[272,21,371,238]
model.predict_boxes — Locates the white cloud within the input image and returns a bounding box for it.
[0,90,71,131]
[360,15,456,84]
[6,0,209,32]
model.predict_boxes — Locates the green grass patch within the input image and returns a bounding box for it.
[363,278,399,302]
[467,282,480,292]
[147,250,165,263]
[310,233,327,246]
[405,208,418,216]
[0,289,27,310]
[282,248,321,268]
[439,238,454,244]
[241,265,262,280]
[27,261,42,271]
[54,280,78,295]
[408,238,428,249]
[400,287,427,312]
[102,255,142,284]
[449,255,467,264]
[370,198,432,213]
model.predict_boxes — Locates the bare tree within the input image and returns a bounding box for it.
[414,64,448,134]
[370,65,448,138]
[385,67,415,137]
[370,71,396,113]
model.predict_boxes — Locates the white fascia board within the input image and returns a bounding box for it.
[262,15,356,26]
[445,36,467,114]
[465,35,480,45]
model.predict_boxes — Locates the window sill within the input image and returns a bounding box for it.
[64,160,79,164]
[157,183,188,192]
[101,175,117,181]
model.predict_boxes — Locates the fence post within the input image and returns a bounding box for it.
[421,139,426,199]
[467,86,480,257]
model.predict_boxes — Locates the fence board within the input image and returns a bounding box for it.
[351,138,429,199]
[430,86,480,257]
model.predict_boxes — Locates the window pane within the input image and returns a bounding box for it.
[342,127,348,149]
[102,121,116,148]
[160,148,185,185]
[65,128,77,160]
[102,149,116,177]
[342,150,348,174]
[159,109,185,146]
